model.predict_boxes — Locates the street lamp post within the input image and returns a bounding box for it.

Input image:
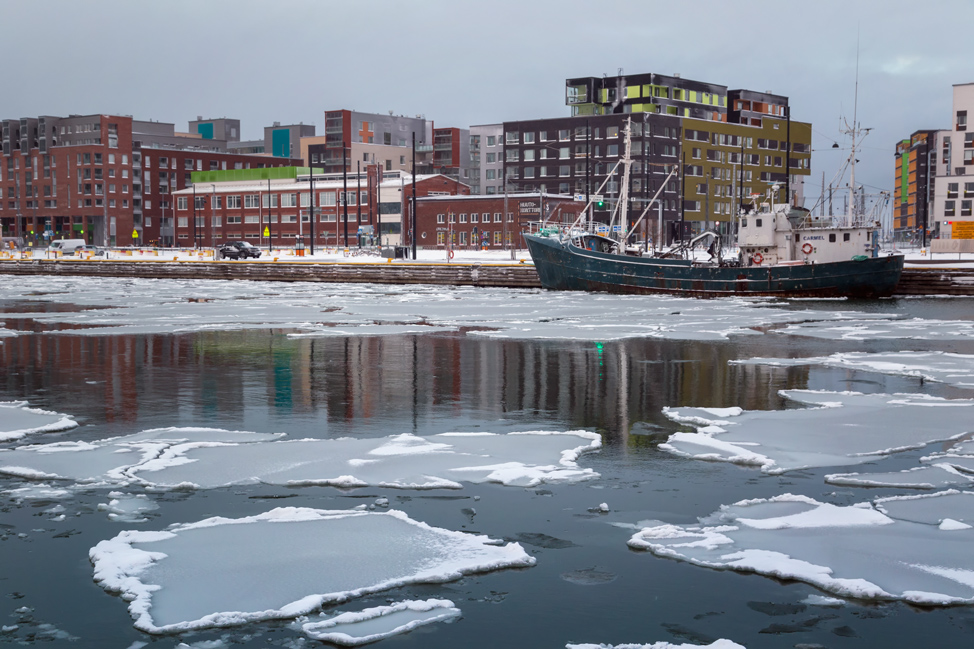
[342,142,349,247]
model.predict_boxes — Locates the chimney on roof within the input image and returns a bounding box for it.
[273,121,280,127]
[197,115,202,121]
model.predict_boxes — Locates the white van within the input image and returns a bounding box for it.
[49,239,87,255]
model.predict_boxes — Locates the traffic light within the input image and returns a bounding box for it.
[596,199,605,209]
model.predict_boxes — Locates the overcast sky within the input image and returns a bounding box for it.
[3,0,971,207]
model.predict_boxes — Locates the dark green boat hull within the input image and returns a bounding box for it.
[523,233,904,298]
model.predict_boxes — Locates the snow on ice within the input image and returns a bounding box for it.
[89,507,534,633]
[296,598,460,645]
[661,391,974,474]
[0,275,869,341]
[0,427,600,490]
[567,641,745,649]
[733,350,974,388]
[0,401,77,442]
[628,491,974,606]
[776,316,974,341]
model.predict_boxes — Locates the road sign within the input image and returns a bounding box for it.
[612,225,623,232]
[263,226,270,237]
[953,222,974,239]
[132,229,139,239]
[574,194,585,202]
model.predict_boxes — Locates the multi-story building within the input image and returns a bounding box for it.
[931,83,974,239]
[0,114,299,248]
[315,110,431,175]
[502,72,811,243]
[172,167,467,249]
[470,124,503,195]
[893,130,938,242]
[431,127,471,182]
[264,122,315,159]
[189,117,241,143]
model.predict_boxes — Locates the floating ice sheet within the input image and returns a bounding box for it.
[734,351,974,388]
[90,507,533,634]
[776,317,974,341]
[827,437,974,489]
[567,641,745,649]
[0,401,77,442]
[98,492,159,523]
[0,427,600,491]
[296,599,460,645]
[661,391,974,474]
[628,491,974,606]
[0,275,868,341]
[0,427,284,484]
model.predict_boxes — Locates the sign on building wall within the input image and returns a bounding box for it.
[953,222,974,239]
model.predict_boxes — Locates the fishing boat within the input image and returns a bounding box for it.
[524,108,904,298]
[523,203,904,298]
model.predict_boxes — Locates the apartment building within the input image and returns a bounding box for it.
[931,83,974,239]
[502,72,810,243]
[470,124,503,195]
[893,130,937,241]
[0,114,299,248]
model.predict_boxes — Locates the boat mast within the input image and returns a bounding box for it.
[849,35,860,222]
[612,117,633,238]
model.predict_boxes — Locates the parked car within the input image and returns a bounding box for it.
[78,245,106,256]
[218,241,262,260]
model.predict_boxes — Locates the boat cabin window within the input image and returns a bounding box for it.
[755,218,762,227]
[741,218,747,227]
[829,234,836,242]
[843,233,850,241]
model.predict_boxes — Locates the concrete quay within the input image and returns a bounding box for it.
[1,258,973,296]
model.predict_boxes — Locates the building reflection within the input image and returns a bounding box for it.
[0,329,808,445]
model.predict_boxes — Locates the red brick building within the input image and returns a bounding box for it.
[414,193,584,249]
[1,114,299,248]
[173,169,468,248]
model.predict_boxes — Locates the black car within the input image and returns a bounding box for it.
[219,241,262,260]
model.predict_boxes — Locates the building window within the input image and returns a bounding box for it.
[227,195,241,208]
[486,136,496,147]
[962,200,972,217]
[437,214,445,224]
[177,196,188,210]
[948,183,959,199]
[958,111,968,131]
[459,213,467,223]
[505,131,519,145]
[523,132,535,144]
[945,200,956,217]
[177,217,188,227]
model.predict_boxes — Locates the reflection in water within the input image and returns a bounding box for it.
[0,329,808,444]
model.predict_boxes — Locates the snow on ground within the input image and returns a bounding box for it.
[733,351,974,388]
[295,599,460,645]
[0,275,881,341]
[90,507,534,634]
[567,641,746,649]
[0,401,77,442]
[628,491,974,606]
[0,427,601,490]
[661,391,974,474]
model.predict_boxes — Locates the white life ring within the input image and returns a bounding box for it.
[752,252,763,265]
[802,242,813,255]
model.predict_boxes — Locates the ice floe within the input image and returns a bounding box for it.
[826,431,974,489]
[628,491,974,606]
[296,598,460,645]
[0,275,867,341]
[734,351,974,388]
[0,427,600,491]
[98,492,159,522]
[567,641,745,649]
[661,391,974,474]
[90,507,534,633]
[0,401,77,442]
[776,316,974,341]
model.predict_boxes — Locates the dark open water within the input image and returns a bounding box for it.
[2,291,974,648]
